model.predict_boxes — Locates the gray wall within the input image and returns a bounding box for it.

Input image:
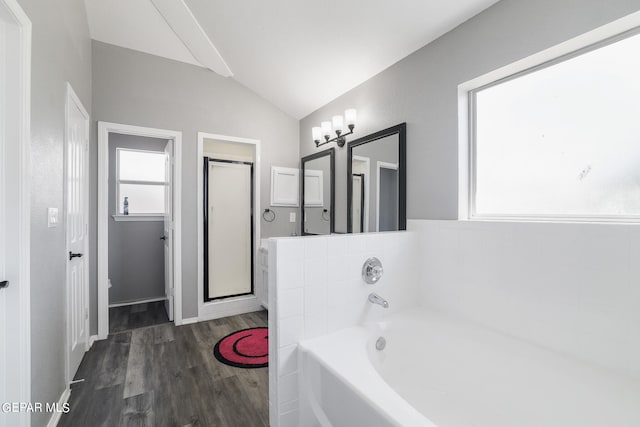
[16,0,92,425]
[108,133,166,304]
[90,41,300,330]
[300,0,640,230]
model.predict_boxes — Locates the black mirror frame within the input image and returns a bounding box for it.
[347,123,407,233]
[301,147,336,236]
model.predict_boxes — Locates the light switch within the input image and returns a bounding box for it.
[289,212,296,223]
[48,208,59,228]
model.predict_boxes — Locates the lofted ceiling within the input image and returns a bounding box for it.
[84,0,500,119]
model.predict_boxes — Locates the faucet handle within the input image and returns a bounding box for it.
[362,257,383,284]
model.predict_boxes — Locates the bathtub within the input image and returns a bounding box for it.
[298,308,640,427]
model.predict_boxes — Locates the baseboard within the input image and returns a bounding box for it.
[198,299,264,322]
[45,387,71,427]
[87,335,98,349]
[108,296,167,308]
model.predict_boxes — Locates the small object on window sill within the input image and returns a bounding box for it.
[123,196,129,215]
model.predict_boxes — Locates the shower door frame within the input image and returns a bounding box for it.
[203,157,255,302]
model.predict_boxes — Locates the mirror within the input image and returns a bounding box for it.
[301,148,335,235]
[347,123,406,233]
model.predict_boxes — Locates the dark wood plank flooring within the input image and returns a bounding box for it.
[60,310,269,427]
[109,301,170,333]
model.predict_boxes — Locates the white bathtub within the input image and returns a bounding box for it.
[299,308,640,427]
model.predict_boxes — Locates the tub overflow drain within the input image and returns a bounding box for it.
[376,336,386,351]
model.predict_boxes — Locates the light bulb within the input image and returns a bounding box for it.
[345,109,357,128]
[312,127,321,142]
[332,115,344,133]
[321,121,332,138]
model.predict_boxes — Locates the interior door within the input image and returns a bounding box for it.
[66,86,89,383]
[163,140,174,321]
[207,160,253,299]
[1,5,30,424]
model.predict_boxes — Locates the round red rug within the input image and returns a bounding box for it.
[213,327,268,368]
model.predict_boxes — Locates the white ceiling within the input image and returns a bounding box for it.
[85,0,500,119]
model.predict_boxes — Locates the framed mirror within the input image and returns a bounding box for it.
[301,148,335,235]
[347,123,406,233]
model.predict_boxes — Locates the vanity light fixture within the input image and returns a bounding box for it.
[312,108,357,148]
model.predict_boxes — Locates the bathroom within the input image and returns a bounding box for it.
[267,4,640,427]
[2,0,640,426]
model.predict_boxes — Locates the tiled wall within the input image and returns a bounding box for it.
[410,219,640,378]
[268,231,418,427]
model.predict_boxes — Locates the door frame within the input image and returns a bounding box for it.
[375,161,399,232]
[196,132,261,322]
[64,83,90,385]
[203,158,254,301]
[0,1,31,425]
[97,122,183,339]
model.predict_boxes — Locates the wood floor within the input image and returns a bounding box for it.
[109,301,170,334]
[60,310,269,427]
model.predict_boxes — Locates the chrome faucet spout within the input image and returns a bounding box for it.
[368,293,389,309]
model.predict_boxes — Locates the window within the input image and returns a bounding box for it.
[468,29,640,221]
[116,148,167,215]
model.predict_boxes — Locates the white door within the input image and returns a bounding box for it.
[207,161,252,299]
[163,140,174,321]
[65,85,89,383]
[1,3,31,425]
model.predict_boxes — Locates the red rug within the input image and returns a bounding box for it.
[213,327,268,368]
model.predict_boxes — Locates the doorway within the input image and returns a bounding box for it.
[98,122,183,339]
[204,159,254,301]
[0,1,31,426]
[197,133,262,321]
[64,83,90,385]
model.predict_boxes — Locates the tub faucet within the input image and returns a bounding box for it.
[368,293,389,309]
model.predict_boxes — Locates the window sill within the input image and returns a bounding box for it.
[112,215,164,222]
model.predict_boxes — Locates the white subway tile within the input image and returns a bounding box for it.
[278,373,299,404]
[278,344,298,377]
[277,262,304,290]
[304,313,327,339]
[278,288,304,319]
[277,239,305,262]
[304,257,327,288]
[305,237,328,259]
[347,235,367,254]
[279,316,304,347]
[328,256,348,282]
[304,285,327,318]
[327,235,348,257]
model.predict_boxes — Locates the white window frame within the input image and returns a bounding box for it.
[115,147,167,218]
[458,12,640,223]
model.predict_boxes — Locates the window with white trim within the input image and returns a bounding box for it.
[469,29,640,221]
[116,148,167,215]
